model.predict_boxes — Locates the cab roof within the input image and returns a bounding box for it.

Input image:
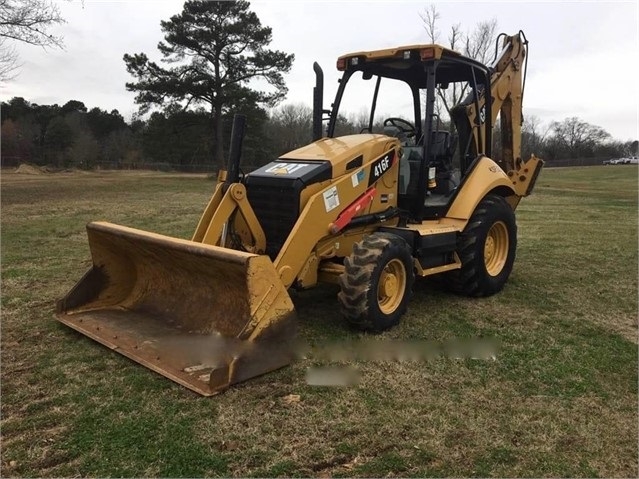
[336,43,489,88]
[337,44,460,62]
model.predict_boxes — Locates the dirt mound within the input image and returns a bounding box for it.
[15,164,44,175]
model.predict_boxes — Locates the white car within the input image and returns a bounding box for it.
[605,157,638,165]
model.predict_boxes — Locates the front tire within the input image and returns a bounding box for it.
[446,194,517,297]
[338,233,415,332]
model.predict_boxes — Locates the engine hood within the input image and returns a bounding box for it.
[280,134,399,178]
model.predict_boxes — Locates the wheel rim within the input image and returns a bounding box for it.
[484,221,509,276]
[377,259,407,314]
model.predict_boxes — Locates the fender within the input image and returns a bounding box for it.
[447,156,516,220]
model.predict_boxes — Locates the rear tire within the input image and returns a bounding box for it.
[446,194,517,297]
[338,233,415,332]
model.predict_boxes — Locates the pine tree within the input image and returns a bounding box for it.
[124,0,294,168]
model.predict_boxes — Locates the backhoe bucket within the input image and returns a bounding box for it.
[55,221,296,396]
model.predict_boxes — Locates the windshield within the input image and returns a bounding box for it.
[330,71,416,137]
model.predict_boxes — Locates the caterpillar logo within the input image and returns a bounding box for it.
[265,163,307,175]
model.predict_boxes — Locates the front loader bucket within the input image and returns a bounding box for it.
[56,221,296,396]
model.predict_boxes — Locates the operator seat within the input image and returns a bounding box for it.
[430,131,449,159]
[402,130,460,197]
[429,130,460,195]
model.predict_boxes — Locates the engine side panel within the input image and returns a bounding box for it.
[245,135,399,262]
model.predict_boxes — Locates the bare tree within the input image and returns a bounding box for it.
[420,4,441,44]
[550,116,611,156]
[521,114,549,159]
[0,38,19,80]
[0,0,64,46]
[0,0,66,81]
[465,19,498,65]
[420,5,497,122]
[267,103,313,153]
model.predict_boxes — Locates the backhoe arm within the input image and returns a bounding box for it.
[489,32,526,175]
[454,31,542,198]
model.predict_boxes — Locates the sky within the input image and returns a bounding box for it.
[2,0,638,141]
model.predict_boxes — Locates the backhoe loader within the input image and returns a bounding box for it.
[56,31,543,395]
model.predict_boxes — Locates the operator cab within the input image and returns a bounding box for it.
[315,45,492,222]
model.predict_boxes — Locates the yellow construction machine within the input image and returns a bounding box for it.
[56,31,542,395]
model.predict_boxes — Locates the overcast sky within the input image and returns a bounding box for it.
[2,0,638,141]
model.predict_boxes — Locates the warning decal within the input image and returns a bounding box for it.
[323,186,340,212]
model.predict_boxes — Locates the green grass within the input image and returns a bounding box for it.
[1,166,637,477]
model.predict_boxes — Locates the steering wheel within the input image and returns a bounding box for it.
[383,117,417,138]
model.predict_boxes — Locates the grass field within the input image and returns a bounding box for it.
[1,165,637,477]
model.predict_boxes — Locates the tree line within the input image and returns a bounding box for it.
[496,115,637,165]
[0,97,314,170]
[1,1,635,171]
[2,96,634,171]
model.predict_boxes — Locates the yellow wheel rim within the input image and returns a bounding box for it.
[484,221,509,276]
[377,259,407,314]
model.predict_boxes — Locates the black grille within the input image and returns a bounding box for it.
[246,183,300,260]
